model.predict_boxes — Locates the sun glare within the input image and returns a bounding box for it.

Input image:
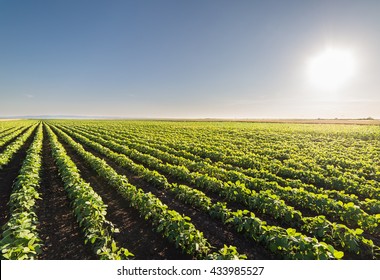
[307,47,356,91]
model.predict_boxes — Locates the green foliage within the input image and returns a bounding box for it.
[38,120,380,260]
[0,124,43,260]
[0,124,38,170]
[53,123,346,260]
[46,125,133,260]
[49,125,244,259]
[207,245,247,260]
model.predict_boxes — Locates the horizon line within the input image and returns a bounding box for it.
[0,115,378,122]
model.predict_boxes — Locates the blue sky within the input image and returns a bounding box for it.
[1,0,379,118]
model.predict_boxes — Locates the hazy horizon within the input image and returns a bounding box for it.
[1,0,379,119]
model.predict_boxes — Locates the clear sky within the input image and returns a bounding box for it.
[1,0,379,118]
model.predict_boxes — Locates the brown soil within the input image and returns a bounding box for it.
[35,127,96,260]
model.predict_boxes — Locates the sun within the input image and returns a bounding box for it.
[307,47,356,91]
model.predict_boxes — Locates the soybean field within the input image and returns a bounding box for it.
[0,120,379,260]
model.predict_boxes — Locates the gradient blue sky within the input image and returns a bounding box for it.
[1,0,379,118]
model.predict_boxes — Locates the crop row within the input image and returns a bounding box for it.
[88,123,379,199]
[102,124,378,212]
[49,125,245,260]
[101,129,375,211]
[0,126,24,144]
[71,124,379,202]
[54,125,349,259]
[55,125,377,259]
[64,125,379,235]
[141,127,378,199]
[0,125,43,260]
[140,136,379,213]
[0,124,38,169]
[45,125,134,260]
[138,123,380,182]
[128,132,379,212]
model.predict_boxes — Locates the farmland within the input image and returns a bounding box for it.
[0,120,379,260]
